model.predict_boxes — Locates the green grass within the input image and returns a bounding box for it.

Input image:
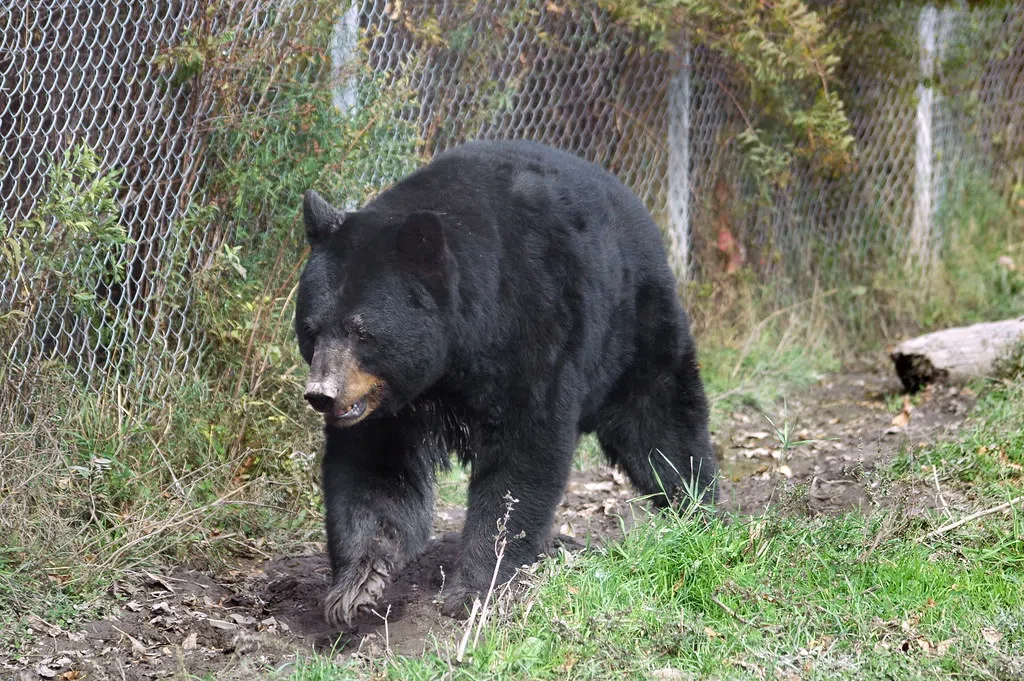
[284,378,1024,681]
[0,367,323,648]
[697,311,840,428]
[893,378,1024,500]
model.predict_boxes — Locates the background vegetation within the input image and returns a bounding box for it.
[1,1,1021,671]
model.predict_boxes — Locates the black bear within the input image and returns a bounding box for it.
[295,139,717,627]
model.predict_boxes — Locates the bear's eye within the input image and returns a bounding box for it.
[344,318,371,340]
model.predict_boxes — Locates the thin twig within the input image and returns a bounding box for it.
[455,598,481,664]
[99,483,252,569]
[919,496,1024,542]
[931,465,953,520]
[710,593,754,626]
[147,431,185,498]
[474,531,508,648]
[711,75,756,131]
[371,604,393,655]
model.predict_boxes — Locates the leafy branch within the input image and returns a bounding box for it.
[599,0,856,184]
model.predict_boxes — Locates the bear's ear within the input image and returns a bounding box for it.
[396,211,446,270]
[303,190,346,244]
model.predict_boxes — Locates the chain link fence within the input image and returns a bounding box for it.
[2,1,1022,411]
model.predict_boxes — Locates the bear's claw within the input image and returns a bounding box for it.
[324,558,390,628]
[439,585,480,620]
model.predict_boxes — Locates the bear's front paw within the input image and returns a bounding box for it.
[324,558,390,629]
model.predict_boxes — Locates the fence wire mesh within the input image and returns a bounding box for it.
[2,1,1022,411]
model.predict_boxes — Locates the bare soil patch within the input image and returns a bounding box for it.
[3,370,977,680]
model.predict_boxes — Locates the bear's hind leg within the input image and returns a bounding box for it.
[321,419,439,628]
[596,335,717,508]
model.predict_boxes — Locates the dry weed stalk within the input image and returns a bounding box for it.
[456,492,520,663]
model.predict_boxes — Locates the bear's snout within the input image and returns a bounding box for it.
[303,341,383,426]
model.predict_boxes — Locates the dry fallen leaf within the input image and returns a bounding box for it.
[777,464,793,479]
[731,659,766,680]
[891,412,910,427]
[182,632,198,650]
[891,396,913,427]
[207,619,237,631]
[997,451,1023,472]
[145,572,176,594]
[704,626,720,638]
[981,627,1003,645]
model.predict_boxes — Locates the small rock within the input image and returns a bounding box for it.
[650,668,689,681]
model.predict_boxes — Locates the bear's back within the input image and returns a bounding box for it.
[368,139,671,280]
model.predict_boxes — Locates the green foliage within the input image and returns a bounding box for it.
[0,143,133,343]
[1,0,423,633]
[599,0,855,184]
[842,167,1024,344]
[151,0,422,468]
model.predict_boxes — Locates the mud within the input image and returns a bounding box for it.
[3,370,978,680]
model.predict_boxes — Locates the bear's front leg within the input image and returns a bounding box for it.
[321,420,436,628]
[444,418,575,616]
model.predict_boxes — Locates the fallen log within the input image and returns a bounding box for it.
[891,317,1024,392]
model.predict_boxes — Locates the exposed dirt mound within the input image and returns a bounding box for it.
[3,371,977,680]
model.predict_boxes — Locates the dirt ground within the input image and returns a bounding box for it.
[4,370,979,681]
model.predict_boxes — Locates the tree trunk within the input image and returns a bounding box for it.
[891,317,1024,392]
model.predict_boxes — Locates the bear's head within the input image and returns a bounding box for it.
[295,190,451,428]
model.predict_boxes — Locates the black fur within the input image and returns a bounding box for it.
[295,140,718,626]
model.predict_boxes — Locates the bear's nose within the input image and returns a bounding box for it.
[304,390,335,413]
